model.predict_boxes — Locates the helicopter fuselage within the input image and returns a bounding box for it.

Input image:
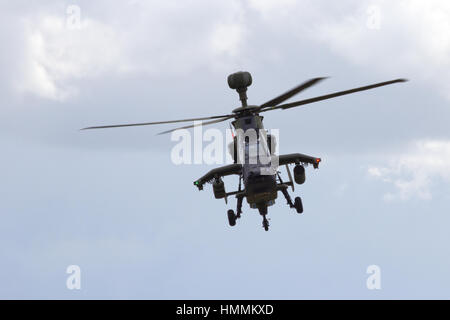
[232,112,277,213]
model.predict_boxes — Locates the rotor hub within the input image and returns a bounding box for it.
[232,105,259,114]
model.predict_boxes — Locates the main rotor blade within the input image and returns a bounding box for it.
[258,77,328,109]
[81,114,233,130]
[259,78,408,113]
[157,116,233,135]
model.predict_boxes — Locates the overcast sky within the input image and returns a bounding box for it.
[1,0,450,299]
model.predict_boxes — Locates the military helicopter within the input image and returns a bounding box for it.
[82,71,407,231]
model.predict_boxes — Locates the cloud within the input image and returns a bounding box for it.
[9,0,450,100]
[16,13,123,100]
[247,0,450,100]
[9,1,450,102]
[12,1,248,101]
[210,22,245,58]
[312,0,450,99]
[368,140,450,200]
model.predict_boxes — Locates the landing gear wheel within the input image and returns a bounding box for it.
[294,197,303,214]
[227,209,236,226]
[262,217,269,231]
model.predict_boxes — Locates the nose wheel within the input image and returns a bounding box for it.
[257,205,270,231]
[262,216,269,231]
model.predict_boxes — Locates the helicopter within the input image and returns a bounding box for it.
[82,71,407,231]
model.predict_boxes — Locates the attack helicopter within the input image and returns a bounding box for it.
[82,71,407,231]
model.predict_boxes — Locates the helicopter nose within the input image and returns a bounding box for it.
[246,172,276,194]
[247,171,272,184]
[248,170,266,181]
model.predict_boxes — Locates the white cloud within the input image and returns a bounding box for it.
[17,14,123,100]
[210,23,244,58]
[10,1,450,102]
[248,0,450,100]
[368,140,450,200]
[312,0,450,99]
[14,1,248,101]
[248,0,298,19]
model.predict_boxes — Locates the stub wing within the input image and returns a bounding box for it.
[194,164,242,190]
[278,153,322,169]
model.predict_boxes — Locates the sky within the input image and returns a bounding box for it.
[1,0,450,299]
